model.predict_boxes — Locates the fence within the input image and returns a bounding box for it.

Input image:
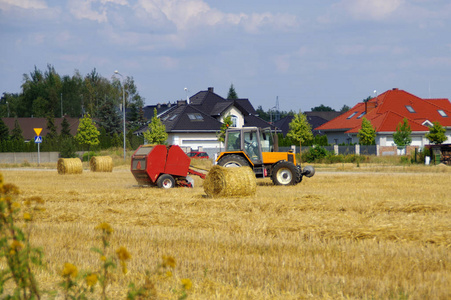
[0,152,60,164]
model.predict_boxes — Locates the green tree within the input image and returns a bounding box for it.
[97,98,122,135]
[60,117,72,139]
[340,105,351,113]
[11,119,24,141]
[393,118,412,147]
[217,115,233,143]
[227,84,238,99]
[74,114,100,151]
[311,104,335,112]
[0,118,9,141]
[426,121,447,144]
[287,111,313,148]
[143,109,168,144]
[358,117,376,145]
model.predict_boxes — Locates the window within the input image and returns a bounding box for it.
[231,115,238,127]
[347,112,358,119]
[188,113,203,121]
[406,105,416,113]
[438,110,448,117]
[357,112,366,119]
[169,114,178,120]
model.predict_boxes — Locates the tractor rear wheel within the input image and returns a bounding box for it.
[217,154,250,168]
[157,174,175,189]
[271,161,301,186]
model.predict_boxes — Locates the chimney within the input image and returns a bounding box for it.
[177,100,187,106]
[208,87,214,93]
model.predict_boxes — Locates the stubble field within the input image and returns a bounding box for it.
[1,165,450,299]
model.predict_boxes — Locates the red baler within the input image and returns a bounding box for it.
[131,144,206,188]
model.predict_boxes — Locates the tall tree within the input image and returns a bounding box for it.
[227,84,238,99]
[393,118,412,147]
[287,111,313,149]
[340,105,351,113]
[358,117,376,145]
[11,119,24,141]
[0,118,10,141]
[426,121,447,144]
[74,114,100,151]
[143,108,168,144]
[60,117,72,139]
[311,104,335,112]
[97,98,122,135]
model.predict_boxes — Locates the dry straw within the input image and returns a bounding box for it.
[90,156,113,172]
[57,158,83,175]
[203,165,256,197]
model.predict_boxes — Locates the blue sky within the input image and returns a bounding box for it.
[1,0,451,112]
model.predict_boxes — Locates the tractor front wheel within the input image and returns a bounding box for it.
[157,174,176,189]
[271,161,301,186]
[217,154,250,168]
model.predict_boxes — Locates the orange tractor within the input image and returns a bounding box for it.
[216,127,314,185]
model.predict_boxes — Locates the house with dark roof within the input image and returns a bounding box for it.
[274,111,342,136]
[315,88,451,147]
[136,87,274,151]
[2,117,80,141]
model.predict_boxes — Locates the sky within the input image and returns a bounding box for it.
[1,0,451,113]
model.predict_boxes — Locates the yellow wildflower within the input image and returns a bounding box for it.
[85,273,98,287]
[162,255,176,268]
[181,278,192,290]
[61,263,78,278]
[12,202,20,209]
[10,240,24,251]
[100,255,107,261]
[23,212,32,221]
[116,246,131,261]
[166,271,173,277]
[95,222,113,234]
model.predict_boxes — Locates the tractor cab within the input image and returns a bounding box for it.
[224,127,276,165]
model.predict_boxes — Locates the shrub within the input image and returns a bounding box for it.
[302,146,329,162]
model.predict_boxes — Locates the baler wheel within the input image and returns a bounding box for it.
[157,174,175,189]
[271,161,300,186]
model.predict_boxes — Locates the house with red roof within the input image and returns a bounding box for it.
[315,88,451,149]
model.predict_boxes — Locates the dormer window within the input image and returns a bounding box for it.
[406,105,416,113]
[422,120,433,127]
[438,110,448,117]
[347,112,358,119]
[188,113,203,121]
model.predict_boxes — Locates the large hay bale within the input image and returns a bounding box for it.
[203,165,256,197]
[90,156,113,172]
[57,158,83,175]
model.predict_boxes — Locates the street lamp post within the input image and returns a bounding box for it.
[114,70,126,161]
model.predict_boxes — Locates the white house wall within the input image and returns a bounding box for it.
[221,106,244,128]
[167,132,222,151]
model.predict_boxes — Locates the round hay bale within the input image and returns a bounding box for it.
[203,165,256,197]
[57,158,83,175]
[90,156,113,172]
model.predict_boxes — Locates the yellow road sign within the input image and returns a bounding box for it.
[34,128,42,136]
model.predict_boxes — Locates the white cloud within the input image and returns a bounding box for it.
[334,0,405,21]
[135,0,299,33]
[67,0,127,23]
[0,0,47,10]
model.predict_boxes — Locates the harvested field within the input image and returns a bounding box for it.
[1,168,450,299]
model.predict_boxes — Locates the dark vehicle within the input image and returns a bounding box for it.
[187,151,209,159]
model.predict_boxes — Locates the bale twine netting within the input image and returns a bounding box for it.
[203,165,256,197]
[57,158,83,175]
[90,156,113,172]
